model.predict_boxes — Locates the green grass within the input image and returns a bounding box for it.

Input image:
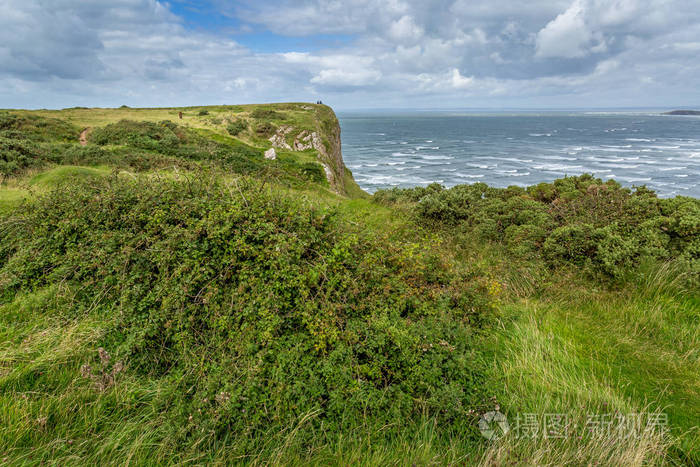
[28,165,112,187]
[481,285,698,464]
[0,103,697,466]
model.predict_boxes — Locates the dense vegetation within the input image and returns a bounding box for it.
[0,105,697,465]
[375,175,699,281]
[0,174,497,459]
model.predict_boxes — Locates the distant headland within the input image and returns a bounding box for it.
[663,109,700,115]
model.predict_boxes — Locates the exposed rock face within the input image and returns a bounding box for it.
[293,130,314,151]
[268,126,293,150]
[313,112,348,195]
[264,106,353,196]
[264,148,277,160]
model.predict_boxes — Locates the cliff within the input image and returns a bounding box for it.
[6,102,366,198]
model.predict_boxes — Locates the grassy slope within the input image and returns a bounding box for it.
[10,103,363,198]
[0,105,698,466]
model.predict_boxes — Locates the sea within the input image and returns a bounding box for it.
[338,111,700,198]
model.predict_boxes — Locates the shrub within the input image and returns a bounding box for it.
[89,120,185,151]
[0,175,493,447]
[0,137,44,180]
[376,175,699,279]
[198,110,210,116]
[250,108,287,120]
[226,119,247,136]
[254,121,277,136]
[0,112,79,142]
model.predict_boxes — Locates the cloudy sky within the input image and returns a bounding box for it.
[1,0,700,110]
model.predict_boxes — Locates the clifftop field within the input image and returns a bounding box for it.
[0,104,698,465]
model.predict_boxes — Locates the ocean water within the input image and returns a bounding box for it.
[338,111,700,198]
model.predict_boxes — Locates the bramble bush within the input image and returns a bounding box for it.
[0,174,494,450]
[254,121,277,136]
[250,108,287,120]
[226,119,247,136]
[374,175,699,279]
[0,112,79,142]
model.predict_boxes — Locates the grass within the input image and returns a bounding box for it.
[0,103,697,466]
[476,265,699,464]
[28,165,112,187]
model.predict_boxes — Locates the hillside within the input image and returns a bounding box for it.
[0,104,698,466]
[0,103,364,203]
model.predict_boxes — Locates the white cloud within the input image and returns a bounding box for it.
[450,69,474,89]
[535,0,592,58]
[1,0,700,108]
[388,15,424,43]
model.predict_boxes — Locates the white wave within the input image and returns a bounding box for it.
[659,166,687,171]
[646,145,681,149]
[588,156,626,162]
[602,144,632,148]
[387,161,406,165]
[598,164,640,169]
[675,174,689,178]
[395,165,422,171]
[533,164,583,171]
[501,157,534,163]
[456,173,485,178]
[623,177,652,183]
[541,155,577,161]
[529,133,552,137]
[597,148,640,153]
[421,155,454,160]
[626,138,654,142]
[391,152,412,157]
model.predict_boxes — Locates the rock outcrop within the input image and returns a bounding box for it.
[264,148,277,160]
[268,126,293,150]
[265,105,360,197]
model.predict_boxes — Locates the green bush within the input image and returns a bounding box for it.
[198,110,210,116]
[375,175,700,279]
[254,121,277,136]
[226,119,247,136]
[0,112,79,142]
[250,108,287,120]
[0,175,493,448]
[89,120,184,151]
[542,223,597,266]
[0,137,45,180]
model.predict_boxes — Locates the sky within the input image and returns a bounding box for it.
[1,0,700,110]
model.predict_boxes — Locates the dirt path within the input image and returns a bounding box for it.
[79,128,89,146]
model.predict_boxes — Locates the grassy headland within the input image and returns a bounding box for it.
[0,104,697,465]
